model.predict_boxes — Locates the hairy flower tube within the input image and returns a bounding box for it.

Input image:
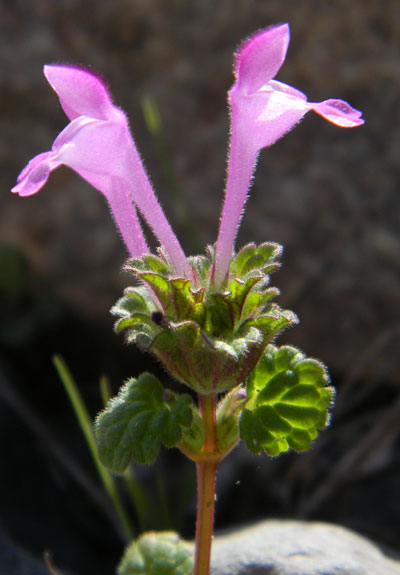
[213,23,364,287]
[11,65,191,278]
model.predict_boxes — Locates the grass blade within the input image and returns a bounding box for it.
[53,354,134,541]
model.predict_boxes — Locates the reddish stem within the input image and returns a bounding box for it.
[193,394,218,575]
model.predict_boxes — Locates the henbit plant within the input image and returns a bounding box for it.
[12,23,363,575]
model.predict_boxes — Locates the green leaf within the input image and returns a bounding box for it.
[231,242,282,278]
[241,287,280,318]
[111,288,153,318]
[125,254,170,276]
[111,286,161,344]
[136,274,204,322]
[180,406,205,452]
[118,531,193,575]
[159,394,193,446]
[169,278,203,320]
[238,307,298,341]
[256,307,298,333]
[217,386,247,452]
[205,293,234,337]
[187,301,206,325]
[115,313,156,334]
[239,408,274,454]
[240,345,335,456]
[227,276,261,321]
[139,273,173,314]
[142,254,170,275]
[255,371,298,404]
[95,373,194,469]
[274,345,304,371]
[127,324,156,348]
[187,253,212,285]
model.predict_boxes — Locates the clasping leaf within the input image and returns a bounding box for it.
[240,345,335,456]
[118,532,193,575]
[95,373,194,469]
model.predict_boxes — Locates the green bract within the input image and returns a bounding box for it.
[240,344,335,456]
[95,373,195,468]
[112,244,297,395]
[118,532,193,575]
[216,385,247,452]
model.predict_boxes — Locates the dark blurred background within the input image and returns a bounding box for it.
[0,1,399,574]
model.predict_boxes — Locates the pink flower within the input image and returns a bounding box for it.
[213,23,364,287]
[12,25,364,288]
[12,65,191,277]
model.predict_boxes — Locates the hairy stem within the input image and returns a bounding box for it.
[194,394,218,575]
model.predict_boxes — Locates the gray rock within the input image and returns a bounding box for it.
[211,520,400,575]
